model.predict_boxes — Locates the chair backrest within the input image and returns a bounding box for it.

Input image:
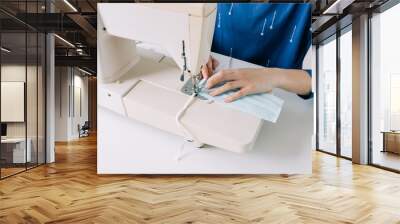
[82,121,90,129]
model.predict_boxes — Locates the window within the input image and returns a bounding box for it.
[370,2,400,171]
[317,36,337,154]
[339,28,352,158]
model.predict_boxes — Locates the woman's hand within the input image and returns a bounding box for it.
[201,57,312,103]
[206,68,282,102]
[201,56,219,80]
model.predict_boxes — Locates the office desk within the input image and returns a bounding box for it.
[1,138,32,164]
[98,51,313,174]
[382,131,400,154]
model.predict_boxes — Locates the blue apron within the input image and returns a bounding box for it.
[212,3,312,99]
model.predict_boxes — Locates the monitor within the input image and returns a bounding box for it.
[1,123,7,137]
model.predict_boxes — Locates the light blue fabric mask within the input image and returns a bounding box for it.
[197,79,284,123]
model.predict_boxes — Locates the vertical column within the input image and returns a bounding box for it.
[315,45,320,151]
[46,1,56,163]
[336,30,341,156]
[352,14,369,164]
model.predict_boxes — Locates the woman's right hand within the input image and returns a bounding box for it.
[201,56,219,80]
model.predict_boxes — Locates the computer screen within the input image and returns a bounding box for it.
[1,123,7,137]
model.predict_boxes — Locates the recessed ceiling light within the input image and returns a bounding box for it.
[78,67,93,76]
[63,0,78,12]
[323,0,354,15]
[54,34,75,48]
[1,47,11,53]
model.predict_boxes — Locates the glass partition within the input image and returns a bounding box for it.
[27,31,38,169]
[1,31,28,177]
[0,2,46,179]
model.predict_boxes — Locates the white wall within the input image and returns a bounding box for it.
[54,67,89,141]
[55,66,69,141]
[71,73,89,138]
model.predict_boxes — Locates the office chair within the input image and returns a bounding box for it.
[79,121,90,138]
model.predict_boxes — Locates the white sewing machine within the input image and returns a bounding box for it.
[97,3,263,153]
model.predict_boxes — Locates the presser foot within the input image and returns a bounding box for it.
[180,74,206,100]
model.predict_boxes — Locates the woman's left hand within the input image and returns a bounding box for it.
[205,68,282,102]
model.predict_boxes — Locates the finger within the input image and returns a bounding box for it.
[210,81,242,96]
[208,66,213,78]
[212,57,219,70]
[207,58,213,77]
[224,88,250,103]
[201,65,209,79]
[206,69,237,89]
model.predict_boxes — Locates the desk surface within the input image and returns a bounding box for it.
[98,52,313,174]
[1,138,26,144]
[381,131,400,134]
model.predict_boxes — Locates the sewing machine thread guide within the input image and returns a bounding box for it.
[181,40,187,82]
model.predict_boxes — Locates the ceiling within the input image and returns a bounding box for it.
[0,0,392,75]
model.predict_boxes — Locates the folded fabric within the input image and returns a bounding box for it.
[197,79,284,123]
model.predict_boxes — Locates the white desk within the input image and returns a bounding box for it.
[98,52,314,174]
[1,138,31,163]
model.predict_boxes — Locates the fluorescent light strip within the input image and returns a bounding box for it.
[1,47,11,53]
[78,67,93,76]
[63,0,78,12]
[54,34,75,48]
[323,0,341,14]
[322,0,354,15]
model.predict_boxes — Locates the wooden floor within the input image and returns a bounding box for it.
[373,150,400,171]
[1,167,26,178]
[1,135,400,224]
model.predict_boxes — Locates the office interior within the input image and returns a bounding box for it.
[0,0,97,179]
[315,1,400,172]
[0,0,400,222]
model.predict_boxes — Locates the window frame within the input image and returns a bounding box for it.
[315,24,353,161]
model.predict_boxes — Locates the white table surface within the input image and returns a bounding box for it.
[1,138,26,143]
[98,53,314,174]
